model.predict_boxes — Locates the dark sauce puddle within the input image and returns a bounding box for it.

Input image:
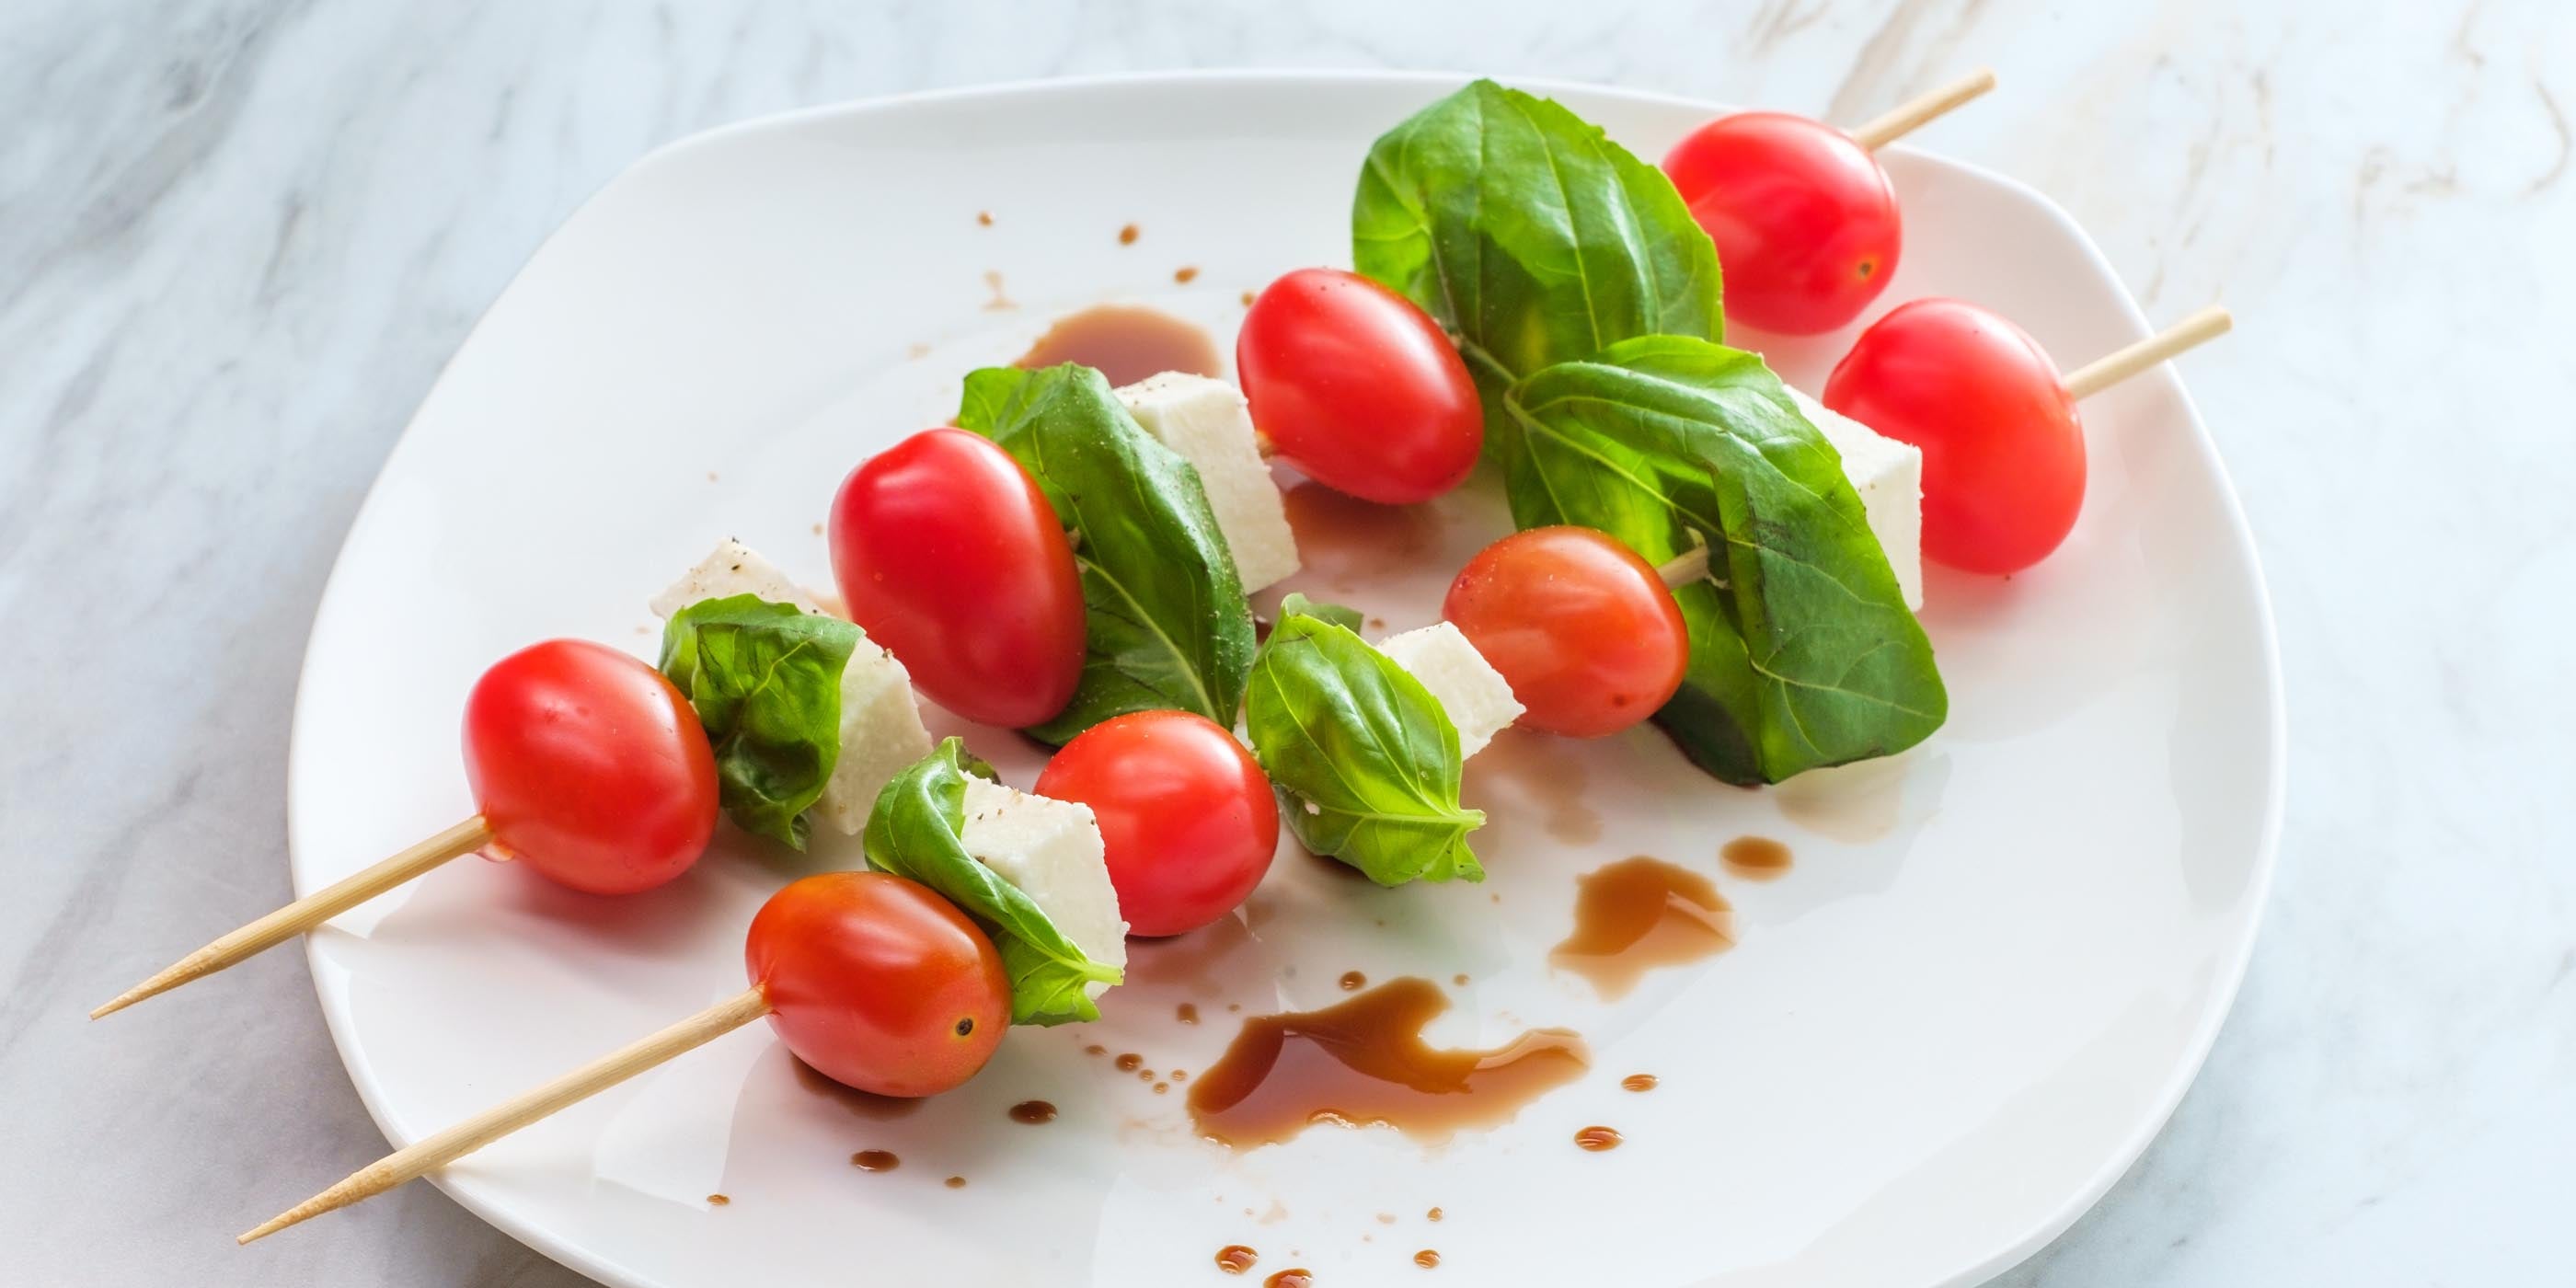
[1550,857,1733,1000]
[1188,977,1588,1147]
[1015,304,1219,387]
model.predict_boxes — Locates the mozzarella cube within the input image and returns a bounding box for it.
[652,539,932,835]
[1115,373,1301,592]
[812,647,934,835]
[1374,622,1524,760]
[649,537,820,617]
[960,778,1128,989]
[1788,388,1924,611]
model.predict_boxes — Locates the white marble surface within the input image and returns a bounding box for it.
[4,1,2570,1283]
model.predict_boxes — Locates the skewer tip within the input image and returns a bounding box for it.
[236,1215,293,1245]
[90,969,184,1019]
[238,1179,359,1245]
[1849,67,2001,151]
[97,817,493,1019]
[2061,303,2237,399]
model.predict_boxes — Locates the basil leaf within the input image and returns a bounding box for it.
[958,364,1256,743]
[862,738,1121,1026]
[1277,592,1365,635]
[1352,77,1722,481]
[658,594,858,849]
[1502,335,1946,782]
[1244,609,1485,885]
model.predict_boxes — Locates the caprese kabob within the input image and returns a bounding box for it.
[230,707,1274,1244]
[1340,75,2241,786]
[230,537,1214,1236]
[239,738,1130,1241]
[1428,299,2233,742]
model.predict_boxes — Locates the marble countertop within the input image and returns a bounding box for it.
[6,1,2570,1283]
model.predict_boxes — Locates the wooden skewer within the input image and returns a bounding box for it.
[1848,69,1998,151]
[240,986,772,1243]
[1656,545,1711,588]
[2064,305,2234,399]
[91,816,495,1019]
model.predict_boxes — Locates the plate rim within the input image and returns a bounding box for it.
[282,66,2287,1288]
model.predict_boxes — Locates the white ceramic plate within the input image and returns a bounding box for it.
[287,71,2282,1288]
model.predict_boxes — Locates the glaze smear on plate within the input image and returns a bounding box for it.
[1187,977,1587,1147]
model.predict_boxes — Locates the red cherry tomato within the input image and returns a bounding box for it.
[1236,268,1482,505]
[461,638,719,895]
[829,427,1086,728]
[1034,711,1278,937]
[1823,297,2084,575]
[1662,112,1901,336]
[747,871,1009,1097]
[1441,527,1690,738]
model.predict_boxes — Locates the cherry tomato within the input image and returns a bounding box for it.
[1035,711,1278,937]
[829,427,1086,728]
[1441,527,1689,738]
[461,638,719,895]
[1662,112,1900,336]
[1236,268,1482,505]
[747,871,1010,1097]
[1823,297,2084,575]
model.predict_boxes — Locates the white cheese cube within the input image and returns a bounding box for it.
[959,778,1128,989]
[813,647,934,835]
[1115,373,1301,592]
[651,539,932,835]
[1374,622,1524,760]
[1788,388,1924,611]
[649,537,819,617]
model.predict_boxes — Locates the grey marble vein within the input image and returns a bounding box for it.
[6,0,2572,1284]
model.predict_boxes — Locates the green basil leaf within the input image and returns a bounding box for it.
[862,738,1121,1026]
[1502,335,1946,782]
[1244,609,1485,885]
[1276,592,1365,635]
[958,364,1256,743]
[1352,77,1722,482]
[658,594,858,849]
